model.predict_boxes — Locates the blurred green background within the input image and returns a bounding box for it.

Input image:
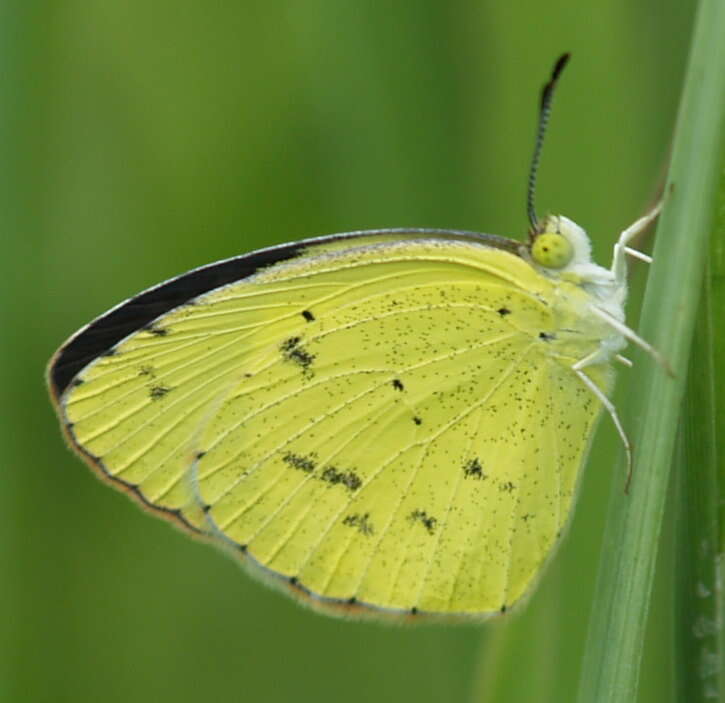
[2,2,696,702]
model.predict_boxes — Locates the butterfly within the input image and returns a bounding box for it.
[47,54,662,620]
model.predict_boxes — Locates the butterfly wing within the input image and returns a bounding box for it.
[48,229,609,618]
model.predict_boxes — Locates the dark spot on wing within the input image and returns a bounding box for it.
[413,416,422,425]
[463,457,486,480]
[282,452,317,473]
[410,607,419,615]
[301,309,315,322]
[149,385,171,400]
[320,466,362,491]
[409,509,437,535]
[392,379,404,391]
[500,604,508,614]
[499,481,516,493]
[144,324,169,336]
[289,576,298,586]
[522,513,534,522]
[238,544,248,554]
[85,447,100,463]
[342,513,374,536]
[194,451,206,460]
[281,336,299,351]
[71,378,84,387]
[539,332,555,341]
[280,336,316,373]
[497,307,511,316]
[201,503,212,513]
[138,365,155,377]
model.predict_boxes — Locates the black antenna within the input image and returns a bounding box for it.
[527,53,571,232]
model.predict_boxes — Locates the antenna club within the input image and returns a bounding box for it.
[552,53,571,81]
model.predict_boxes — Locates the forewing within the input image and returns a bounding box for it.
[53,236,601,616]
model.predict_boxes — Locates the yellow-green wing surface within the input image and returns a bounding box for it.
[48,228,610,619]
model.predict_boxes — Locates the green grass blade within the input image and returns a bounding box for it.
[577,0,725,700]
[715,166,725,703]
[673,261,722,702]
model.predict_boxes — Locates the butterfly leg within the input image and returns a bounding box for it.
[589,305,675,376]
[624,248,653,264]
[611,199,663,284]
[588,305,673,376]
[615,354,632,367]
[571,355,633,490]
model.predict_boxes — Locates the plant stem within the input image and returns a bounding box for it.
[576,0,725,699]
[674,267,722,701]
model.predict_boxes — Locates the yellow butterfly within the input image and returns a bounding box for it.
[47,54,661,620]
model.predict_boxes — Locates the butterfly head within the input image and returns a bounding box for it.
[529,214,593,273]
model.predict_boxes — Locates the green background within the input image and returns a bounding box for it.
[1,2,695,702]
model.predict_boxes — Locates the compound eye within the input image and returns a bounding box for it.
[531,232,574,269]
